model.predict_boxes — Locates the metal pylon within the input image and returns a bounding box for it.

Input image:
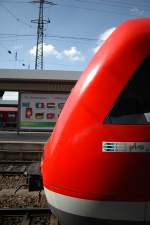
[31,0,56,70]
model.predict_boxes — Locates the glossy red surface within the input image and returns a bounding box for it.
[42,18,150,202]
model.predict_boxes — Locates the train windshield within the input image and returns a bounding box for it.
[105,55,150,124]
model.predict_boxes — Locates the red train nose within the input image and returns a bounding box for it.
[42,18,150,225]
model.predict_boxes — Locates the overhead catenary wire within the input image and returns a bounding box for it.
[1,0,150,15]
[74,0,150,9]
[0,0,149,70]
[0,0,147,52]
[93,0,150,8]
[0,0,146,44]
[74,0,144,13]
[1,1,28,3]
[2,0,150,9]
[43,3,150,17]
[0,33,98,41]
[46,3,147,17]
[0,3,33,28]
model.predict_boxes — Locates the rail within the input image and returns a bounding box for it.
[0,208,52,225]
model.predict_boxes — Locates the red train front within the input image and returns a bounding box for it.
[42,18,150,224]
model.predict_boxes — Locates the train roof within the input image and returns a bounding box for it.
[70,18,150,121]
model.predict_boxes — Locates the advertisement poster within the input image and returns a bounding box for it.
[20,93,68,130]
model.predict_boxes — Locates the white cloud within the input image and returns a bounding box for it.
[29,44,85,62]
[130,7,144,15]
[29,46,36,55]
[93,27,116,53]
[29,43,62,59]
[63,47,85,61]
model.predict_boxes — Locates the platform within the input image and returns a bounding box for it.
[0,131,50,143]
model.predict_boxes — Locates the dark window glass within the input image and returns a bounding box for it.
[0,112,3,122]
[8,112,15,119]
[7,112,16,122]
[105,55,150,124]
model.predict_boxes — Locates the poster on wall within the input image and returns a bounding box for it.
[20,92,69,130]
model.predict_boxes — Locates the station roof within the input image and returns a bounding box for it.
[0,69,82,92]
[0,69,81,82]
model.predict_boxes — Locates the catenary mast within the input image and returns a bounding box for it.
[31,0,56,70]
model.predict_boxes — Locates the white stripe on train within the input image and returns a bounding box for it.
[44,187,148,221]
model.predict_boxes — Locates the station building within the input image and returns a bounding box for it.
[0,69,81,131]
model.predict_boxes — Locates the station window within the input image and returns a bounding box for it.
[8,112,16,119]
[0,113,3,119]
[105,55,150,124]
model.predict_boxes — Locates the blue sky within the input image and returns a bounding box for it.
[0,0,150,71]
[1,0,150,100]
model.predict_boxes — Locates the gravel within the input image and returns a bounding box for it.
[0,175,26,190]
[0,174,48,208]
[0,216,23,225]
[0,189,48,208]
[0,174,59,224]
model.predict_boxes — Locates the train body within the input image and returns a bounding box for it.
[42,18,150,224]
[0,107,17,129]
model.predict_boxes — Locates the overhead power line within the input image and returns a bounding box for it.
[74,0,149,16]
[0,3,33,28]
[1,0,150,17]
[2,0,150,9]
[94,0,150,9]
[0,33,97,41]
[1,1,28,3]
[52,3,146,17]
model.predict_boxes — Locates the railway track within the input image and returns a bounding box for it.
[0,149,43,162]
[0,138,53,222]
[0,141,45,162]
[0,139,45,176]
[0,162,43,193]
[0,161,38,175]
[0,162,29,191]
[0,208,55,225]
[0,162,29,175]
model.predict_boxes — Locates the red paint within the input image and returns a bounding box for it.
[0,107,17,112]
[42,18,150,202]
[47,113,55,119]
[25,108,32,119]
